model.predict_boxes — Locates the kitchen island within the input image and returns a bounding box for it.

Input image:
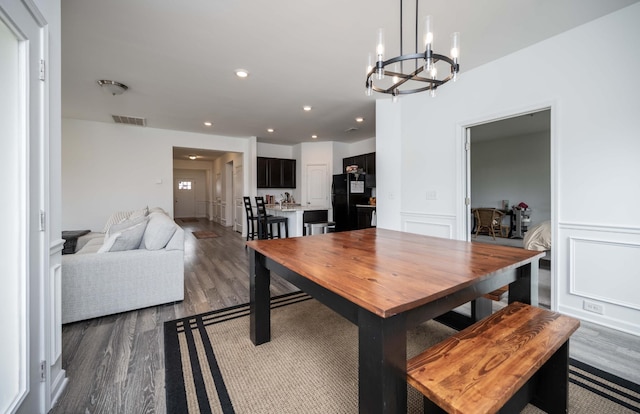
[265,205,329,237]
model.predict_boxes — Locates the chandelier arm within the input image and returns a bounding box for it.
[381,52,456,69]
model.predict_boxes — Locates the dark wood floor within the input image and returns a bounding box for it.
[51,219,296,414]
[51,220,640,413]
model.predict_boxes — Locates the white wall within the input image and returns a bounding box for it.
[257,142,293,158]
[376,4,640,335]
[471,132,550,227]
[62,118,254,231]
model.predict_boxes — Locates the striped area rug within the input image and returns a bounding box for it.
[164,293,640,413]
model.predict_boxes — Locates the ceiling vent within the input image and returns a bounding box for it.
[345,127,358,133]
[112,115,146,127]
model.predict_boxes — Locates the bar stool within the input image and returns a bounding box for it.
[302,210,331,236]
[304,222,329,236]
[255,197,288,240]
[243,197,259,241]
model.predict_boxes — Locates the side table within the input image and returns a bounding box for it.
[62,230,91,254]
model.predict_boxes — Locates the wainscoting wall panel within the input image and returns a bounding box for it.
[400,212,456,239]
[570,237,640,310]
[557,222,640,336]
[50,263,62,362]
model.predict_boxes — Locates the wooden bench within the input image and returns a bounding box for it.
[407,302,580,414]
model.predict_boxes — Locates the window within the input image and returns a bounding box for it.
[178,180,192,190]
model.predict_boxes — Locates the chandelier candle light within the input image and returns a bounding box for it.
[366,0,460,99]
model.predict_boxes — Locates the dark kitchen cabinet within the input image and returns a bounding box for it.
[364,152,376,175]
[257,157,296,188]
[343,152,375,175]
[257,157,270,188]
[281,159,296,188]
[343,152,375,187]
[357,206,376,229]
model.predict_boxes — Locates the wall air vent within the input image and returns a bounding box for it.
[112,115,146,126]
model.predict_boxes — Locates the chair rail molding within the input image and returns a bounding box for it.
[559,221,640,234]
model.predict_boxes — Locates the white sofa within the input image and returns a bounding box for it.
[62,208,185,324]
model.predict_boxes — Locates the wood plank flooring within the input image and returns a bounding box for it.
[51,220,639,414]
[51,219,297,414]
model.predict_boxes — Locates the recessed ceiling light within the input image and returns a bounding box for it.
[311,135,318,139]
[303,105,312,111]
[204,121,212,126]
[235,69,249,78]
[267,128,274,133]
[188,155,197,160]
[355,117,364,123]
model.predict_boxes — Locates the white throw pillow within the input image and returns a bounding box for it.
[102,210,133,233]
[142,212,177,250]
[98,221,148,253]
[97,232,120,253]
[148,207,167,215]
[129,206,149,220]
[106,215,148,238]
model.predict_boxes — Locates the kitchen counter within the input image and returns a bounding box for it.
[265,206,328,237]
[265,204,324,212]
[355,204,376,208]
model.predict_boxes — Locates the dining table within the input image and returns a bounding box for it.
[246,228,545,414]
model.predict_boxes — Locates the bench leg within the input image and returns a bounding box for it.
[497,340,570,414]
[531,340,570,414]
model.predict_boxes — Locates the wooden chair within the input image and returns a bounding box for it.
[473,208,505,240]
[254,197,288,240]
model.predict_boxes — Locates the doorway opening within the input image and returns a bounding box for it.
[172,147,244,230]
[465,109,551,247]
[463,107,553,308]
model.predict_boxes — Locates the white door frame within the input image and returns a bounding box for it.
[0,1,50,412]
[459,103,557,309]
[225,161,233,227]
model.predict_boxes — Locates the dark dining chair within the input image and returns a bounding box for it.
[254,197,288,239]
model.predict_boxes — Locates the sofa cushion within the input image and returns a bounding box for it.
[98,221,148,253]
[76,236,104,254]
[142,212,177,250]
[106,215,148,238]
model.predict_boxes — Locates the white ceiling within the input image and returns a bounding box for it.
[62,0,638,146]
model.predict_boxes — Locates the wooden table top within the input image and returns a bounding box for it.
[246,228,545,318]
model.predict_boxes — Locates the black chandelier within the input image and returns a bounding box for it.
[366,0,460,99]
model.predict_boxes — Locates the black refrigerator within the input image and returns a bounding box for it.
[331,173,372,232]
